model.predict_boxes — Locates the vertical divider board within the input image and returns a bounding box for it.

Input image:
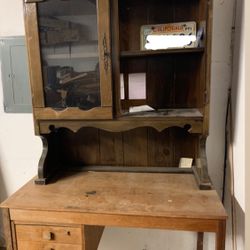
[23,3,44,108]
[97,0,113,107]
[111,0,122,117]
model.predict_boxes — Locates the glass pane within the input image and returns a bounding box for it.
[37,0,100,110]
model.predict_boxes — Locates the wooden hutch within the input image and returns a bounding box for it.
[1,0,227,249]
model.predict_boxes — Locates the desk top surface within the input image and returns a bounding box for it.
[1,172,227,220]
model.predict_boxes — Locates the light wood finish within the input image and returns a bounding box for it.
[16,225,82,244]
[10,222,17,250]
[24,0,113,122]
[34,107,112,120]
[23,3,44,108]
[2,209,13,250]
[1,172,226,220]
[97,0,113,107]
[11,210,221,232]
[17,241,82,250]
[1,172,226,250]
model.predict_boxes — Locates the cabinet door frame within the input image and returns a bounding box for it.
[23,0,113,120]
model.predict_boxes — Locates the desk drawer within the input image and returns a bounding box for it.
[16,224,82,245]
[18,241,82,250]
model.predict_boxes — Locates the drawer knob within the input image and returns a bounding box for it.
[43,231,54,240]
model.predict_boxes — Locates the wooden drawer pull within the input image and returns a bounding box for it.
[43,231,54,240]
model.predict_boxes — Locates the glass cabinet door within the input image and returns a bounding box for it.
[37,0,101,110]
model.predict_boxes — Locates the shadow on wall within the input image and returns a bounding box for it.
[224,0,245,249]
[231,0,244,139]
[0,157,7,247]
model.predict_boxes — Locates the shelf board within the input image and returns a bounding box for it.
[120,48,205,58]
[39,109,204,134]
[121,108,203,119]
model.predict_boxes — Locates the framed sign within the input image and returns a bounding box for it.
[140,21,197,50]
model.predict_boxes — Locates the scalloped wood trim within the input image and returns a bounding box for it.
[36,136,49,184]
[193,136,212,190]
[34,107,112,120]
[39,119,203,134]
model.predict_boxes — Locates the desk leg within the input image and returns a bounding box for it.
[83,225,105,250]
[2,208,14,250]
[197,232,204,250]
[215,220,226,250]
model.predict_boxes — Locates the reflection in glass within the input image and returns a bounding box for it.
[37,0,100,110]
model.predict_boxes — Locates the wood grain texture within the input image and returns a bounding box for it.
[1,172,227,220]
[99,130,123,165]
[84,226,104,250]
[123,128,148,166]
[17,241,82,250]
[97,0,113,107]
[10,209,222,233]
[16,224,82,244]
[147,128,173,166]
[23,3,44,108]
[193,136,212,190]
[37,127,200,170]
[215,220,226,250]
[39,118,203,134]
[10,222,17,250]
[2,209,13,250]
[34,107,112,120]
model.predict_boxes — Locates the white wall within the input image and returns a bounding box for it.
[231,0,245,211]
[0,0,42,246]
[0,0,243,249]
[245,1,250,249]
[206,0,235,195]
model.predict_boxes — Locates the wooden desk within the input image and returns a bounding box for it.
[1,172,227,250]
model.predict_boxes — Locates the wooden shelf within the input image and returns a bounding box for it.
[120,48,205,58]
[121,108,203,119]
[39,108,204,134]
